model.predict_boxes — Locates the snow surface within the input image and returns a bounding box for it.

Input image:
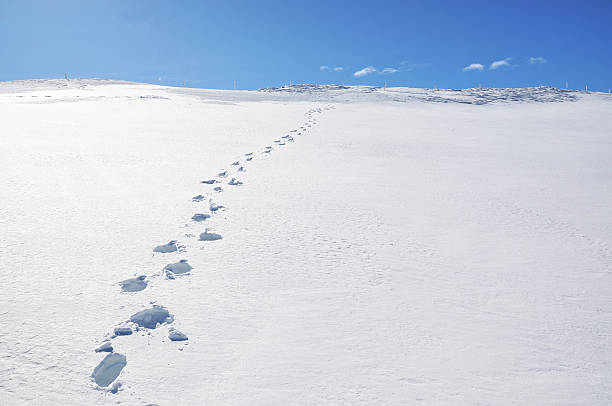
[1,79,611,405]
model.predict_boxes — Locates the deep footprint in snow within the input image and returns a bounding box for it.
[213,186,223,192]
[231,161,240,166]
[92,353,127,388]
[168,328,188,341]
[153,241,178,253]
[244,152,253,156]
[228,178,243,186]
[246,156,253,161]
[192,194,206,202]
[200,179,217,184]
[238,166,246,172]
[192,213,211,222]
[217,170,228,178]
[209,199,225,212]
[95,341,113,353]
[119,275,148,292]
[130,306,173,329]
[164,259,192,275]
[114,327,133,336]
[200,230,222,241]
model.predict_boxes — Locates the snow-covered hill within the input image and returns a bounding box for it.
[1,79,611,405]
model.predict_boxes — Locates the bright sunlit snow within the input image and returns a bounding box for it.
[1,79,611,405]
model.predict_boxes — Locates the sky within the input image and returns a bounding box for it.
[1,0,611,91]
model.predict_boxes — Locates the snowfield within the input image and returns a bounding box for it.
[1,79,611,405]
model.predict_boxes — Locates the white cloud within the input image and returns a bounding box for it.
[529,56,547,65]
[463,63,484,72]
[353,66,377,77]
[353,66,399,77]
[490,58,512,70]
[333,67,344,71]
[320,65,329,71]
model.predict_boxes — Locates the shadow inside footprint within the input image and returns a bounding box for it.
[168,328,188,341]
[119,275,147,292]
[164,259,192,275]
[92,353,126,387]
[130,306,173,329]
[153,241,178,253]
[192,213,211,222]
[200,231,222,241]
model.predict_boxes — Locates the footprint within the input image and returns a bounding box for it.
[114,327,133,336]
[119,275,148,292]
[192,195,206,202]
[153,241,178,253]
[231,161,240,166]
[213,186,223,192]
[217,170,228,178]
[209,199,225,212]
[130,306,173,329]
[228,178,243,186]
[192,213,211,222]
[95,341,113,353]
[168,328,188,341]
[92,353,127,388]
[164,259,192,275]
[244,152,253,156]
[200,179,217,184]
[246,157,253,161]
[199,230,222,241]
[238,166,246,172]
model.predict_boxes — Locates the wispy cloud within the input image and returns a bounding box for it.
[399,61,429,71]
[463,63,484,72]
[490,58,512,70]
[354,66,377,77]
[333,67,344,71]
[529,56,547,65]
[319,65,329,71]
[353,66,399,77]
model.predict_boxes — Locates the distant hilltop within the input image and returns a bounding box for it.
[2,78,610,105]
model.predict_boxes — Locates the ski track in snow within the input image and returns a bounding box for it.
[92,104,333,395]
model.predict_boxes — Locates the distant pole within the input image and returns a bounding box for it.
[233,80,236,90]
[65,72,68,80]
[585,85,588,92]
[565,81,568,89]
[289,80,292,87]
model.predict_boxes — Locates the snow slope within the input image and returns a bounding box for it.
[1,80,611,405]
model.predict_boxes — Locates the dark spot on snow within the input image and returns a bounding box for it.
[92,353,126,387]
[130,306,173,329]
[119,275,147,292]
[192,213,211,222]
[164,259,193,275]
[153,241,178,253]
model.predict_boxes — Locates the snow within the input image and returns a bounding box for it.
[0,79,611,405]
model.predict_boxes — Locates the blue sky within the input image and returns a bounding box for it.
[1,0,611,91]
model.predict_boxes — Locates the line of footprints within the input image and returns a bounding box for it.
[91,105,334,395]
